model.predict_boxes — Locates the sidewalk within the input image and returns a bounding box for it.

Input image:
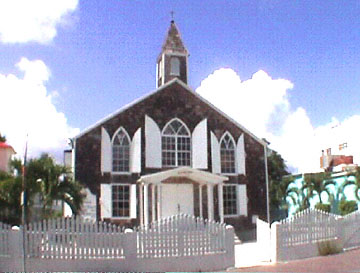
[233,241,272,268]
[229,247,360,272]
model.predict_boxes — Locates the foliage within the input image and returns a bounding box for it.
[0,176,22,225]
[26,153,85,219]
[10,158,22,176]
[315,202,331,213]
[303,172,334,204]
[339,199,358,216]
[0,133,6,142]
[317,239,343,256]
[268,150,290,209]
[0,154,85,224]
[344,167,360,201]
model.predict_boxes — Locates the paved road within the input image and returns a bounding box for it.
[229,247,360,272]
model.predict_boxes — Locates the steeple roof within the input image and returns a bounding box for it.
[161,20,188,54]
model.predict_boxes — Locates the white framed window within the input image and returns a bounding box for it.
[223,184,238,216]
[162,118,191,167]
[220,132,236,174]
[170,57,180,76]
[112,184,130,218]
[112,127,130,173]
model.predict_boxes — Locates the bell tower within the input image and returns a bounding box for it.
[157,20,189,88]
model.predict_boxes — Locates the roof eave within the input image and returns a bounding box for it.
[74,78,179,139]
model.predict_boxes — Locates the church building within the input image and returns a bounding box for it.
[72,20,269,235]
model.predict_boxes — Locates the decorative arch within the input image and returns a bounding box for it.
[219,131,236,174]
[162,118,191,167]
[112,127,131,172]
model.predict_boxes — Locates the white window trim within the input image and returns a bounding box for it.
[162,118,192,167]
[223,184,239,218]
[219,131,237,175]
[111,183,132,219]
[111,126,131,174]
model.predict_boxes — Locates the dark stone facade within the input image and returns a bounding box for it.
[75,80,268,230]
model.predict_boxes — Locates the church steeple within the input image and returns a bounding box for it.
[157,20,189,88]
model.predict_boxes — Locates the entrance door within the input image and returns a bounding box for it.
[161,184,194,218]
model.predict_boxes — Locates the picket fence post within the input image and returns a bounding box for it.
[270,222,279,262]
[225,225,235,267]
[123,230,137,266]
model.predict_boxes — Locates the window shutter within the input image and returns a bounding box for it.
[101,127,112,173]
[237,184,248,216]
[145,115,162,168]
[130,128,141,173]
[211,132,220,173]
[100,184,112,219]
[130,184,137,219]
[192,119,208,169]
[236,134,246,175]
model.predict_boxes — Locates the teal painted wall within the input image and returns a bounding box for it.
[286,173,357,215]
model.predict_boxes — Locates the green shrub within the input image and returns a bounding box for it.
[339,200,358,216]
[315,203,331,213]
[317,239,343,256]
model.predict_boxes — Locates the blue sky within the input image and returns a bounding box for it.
[1,0,360,172]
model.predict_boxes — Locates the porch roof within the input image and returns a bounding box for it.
[137,166,228,185]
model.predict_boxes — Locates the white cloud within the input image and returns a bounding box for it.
[196,68,360,174]
[0,58,79,160]
[0,0,78,44]
[196,68,293,138]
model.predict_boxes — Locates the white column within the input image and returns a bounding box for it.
[218,183,224,223]
[157,185,162,220]
[144,184,149,226]
[139,184,143,226]
[207,184,214,221]
[151,184,156,222]
[199,185,203,218]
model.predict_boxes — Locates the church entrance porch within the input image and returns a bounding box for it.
[161,183,194,218]
[137,167,228,226]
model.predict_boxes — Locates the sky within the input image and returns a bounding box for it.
[0,0,360,173]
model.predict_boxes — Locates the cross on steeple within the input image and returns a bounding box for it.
[156,19,189,88]
[170,11,175,21]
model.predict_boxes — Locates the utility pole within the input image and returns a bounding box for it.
[21,137,28,272]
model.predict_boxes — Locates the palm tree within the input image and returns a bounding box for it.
[343,167,360,201]
[26,153,85,219]
[329,180,347,214]
[270,175,294,209]
[302,172,334,204]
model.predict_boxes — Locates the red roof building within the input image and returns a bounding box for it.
[0,142,16,173]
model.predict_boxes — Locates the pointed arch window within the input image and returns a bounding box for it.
[220,133,236,174]
[112,128,130,172]
[162,119,191,167]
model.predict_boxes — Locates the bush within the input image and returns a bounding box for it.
[339,200,358,216]
[317,238,343,256]
[315,203,331,213]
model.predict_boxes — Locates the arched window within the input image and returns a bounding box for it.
[112,128,130,172]
[170,57,180,76]
[220,133,236,174]
[162,119,191,167]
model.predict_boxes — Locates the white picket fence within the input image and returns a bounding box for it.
[258,208,360,262]
[0,214,234,272]
[0,222,11,256]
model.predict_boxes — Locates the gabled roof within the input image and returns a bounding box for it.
[74,78,267,147]
[138,166,228,185]
[161,20,188,55]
